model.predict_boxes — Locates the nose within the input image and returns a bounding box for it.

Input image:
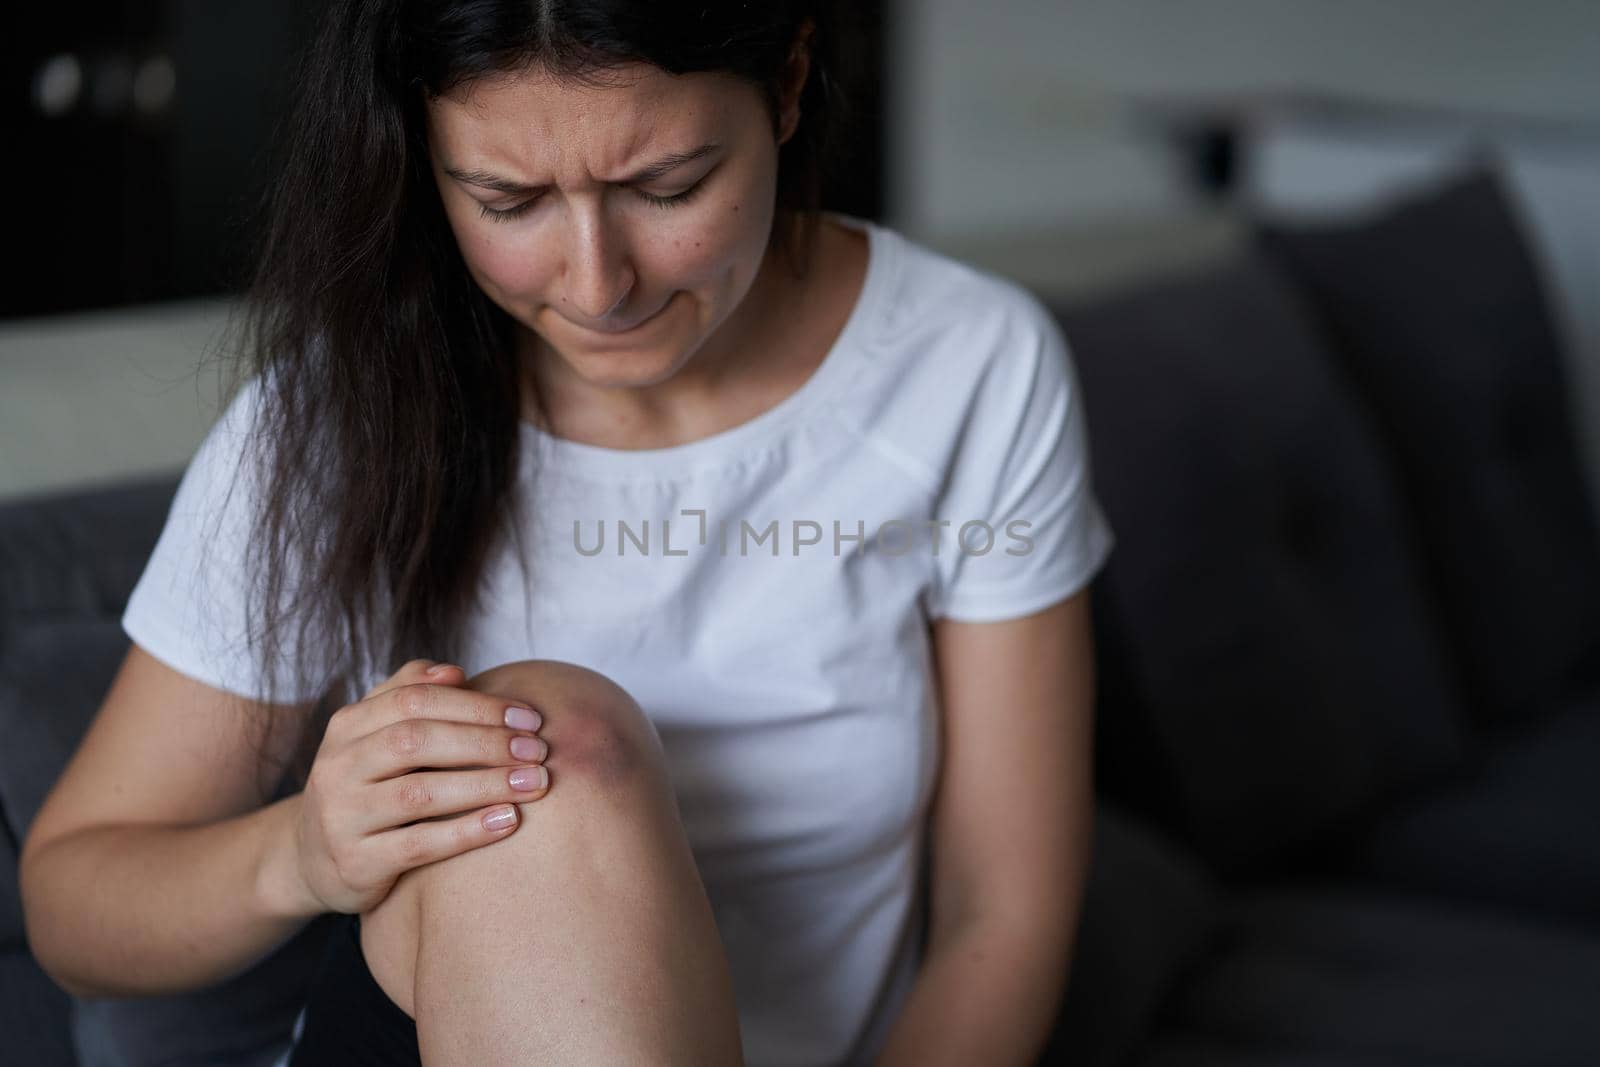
[561,210,635,326]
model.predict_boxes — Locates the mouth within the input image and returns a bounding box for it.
[578,294,674,336]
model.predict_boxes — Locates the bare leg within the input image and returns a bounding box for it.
[356,659,744,1066]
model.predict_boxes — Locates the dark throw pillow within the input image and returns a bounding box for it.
[1055,251,1470,878]
[1254,163,1600,731]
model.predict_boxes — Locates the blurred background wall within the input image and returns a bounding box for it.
[887,0,1600,239]
[3,0,1598,503]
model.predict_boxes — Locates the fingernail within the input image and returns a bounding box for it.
[483,806,517,831]
[509,766,549,792]
[427,663,457,676]
[510,735,546,762]
[504,705,542,731]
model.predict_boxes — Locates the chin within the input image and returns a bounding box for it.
[568,342,697,388]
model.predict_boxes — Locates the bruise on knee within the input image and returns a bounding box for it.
[550,709,649,796]
[465,659,662,797]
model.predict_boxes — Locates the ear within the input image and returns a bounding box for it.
[776,18,817,147]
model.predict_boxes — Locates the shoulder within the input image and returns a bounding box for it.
[839,226,1077,471]
[163,369,305,563]
[181,373,281,508]
[871,226,1063,364]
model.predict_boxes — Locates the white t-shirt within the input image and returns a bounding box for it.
[123,211,1116,1067]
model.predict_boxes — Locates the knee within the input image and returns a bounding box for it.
[465,659,664,796]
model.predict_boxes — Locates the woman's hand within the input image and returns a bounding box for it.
[290,659,552,915]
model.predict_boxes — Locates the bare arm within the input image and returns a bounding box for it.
[876,590,1097,1066]
[19,644,320,998]
[22,647,553,1000]
[21,793,321,998]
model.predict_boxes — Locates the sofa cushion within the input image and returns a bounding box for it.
[0,948,76,1067]
[0,815,20,945]
[0,618,130,847]
[1128,886,1600,1066]
[1054,251,1470,878]
[1305,692,1600,931]
[0,474,179,622]
[1254,165,1600,731]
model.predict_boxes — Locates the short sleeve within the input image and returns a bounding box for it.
[120,374,331,703]
[925,297,1116,623]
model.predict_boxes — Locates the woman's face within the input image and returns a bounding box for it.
[424,59,804,408]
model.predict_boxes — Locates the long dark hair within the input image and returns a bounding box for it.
[203,0,866,801]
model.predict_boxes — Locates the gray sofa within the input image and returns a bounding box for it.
[4,162,1599,1065]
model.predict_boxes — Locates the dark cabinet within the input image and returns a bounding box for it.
[3,2,315,318]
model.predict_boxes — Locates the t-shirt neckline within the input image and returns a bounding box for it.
[521,210,890,481]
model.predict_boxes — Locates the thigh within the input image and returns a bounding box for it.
[358,864,423,1018]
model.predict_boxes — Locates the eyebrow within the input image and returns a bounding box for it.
[444,142,723,195]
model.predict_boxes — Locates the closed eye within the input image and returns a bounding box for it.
[478,179,707,224]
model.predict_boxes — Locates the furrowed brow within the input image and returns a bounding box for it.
[446,142,722,195]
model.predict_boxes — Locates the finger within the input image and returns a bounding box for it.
[358,677,544,743]
[363,763,552,833]
[379,800,533,873]
[354,719,548,782]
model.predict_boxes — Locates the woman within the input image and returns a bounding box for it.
[19,1,1114,1064]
